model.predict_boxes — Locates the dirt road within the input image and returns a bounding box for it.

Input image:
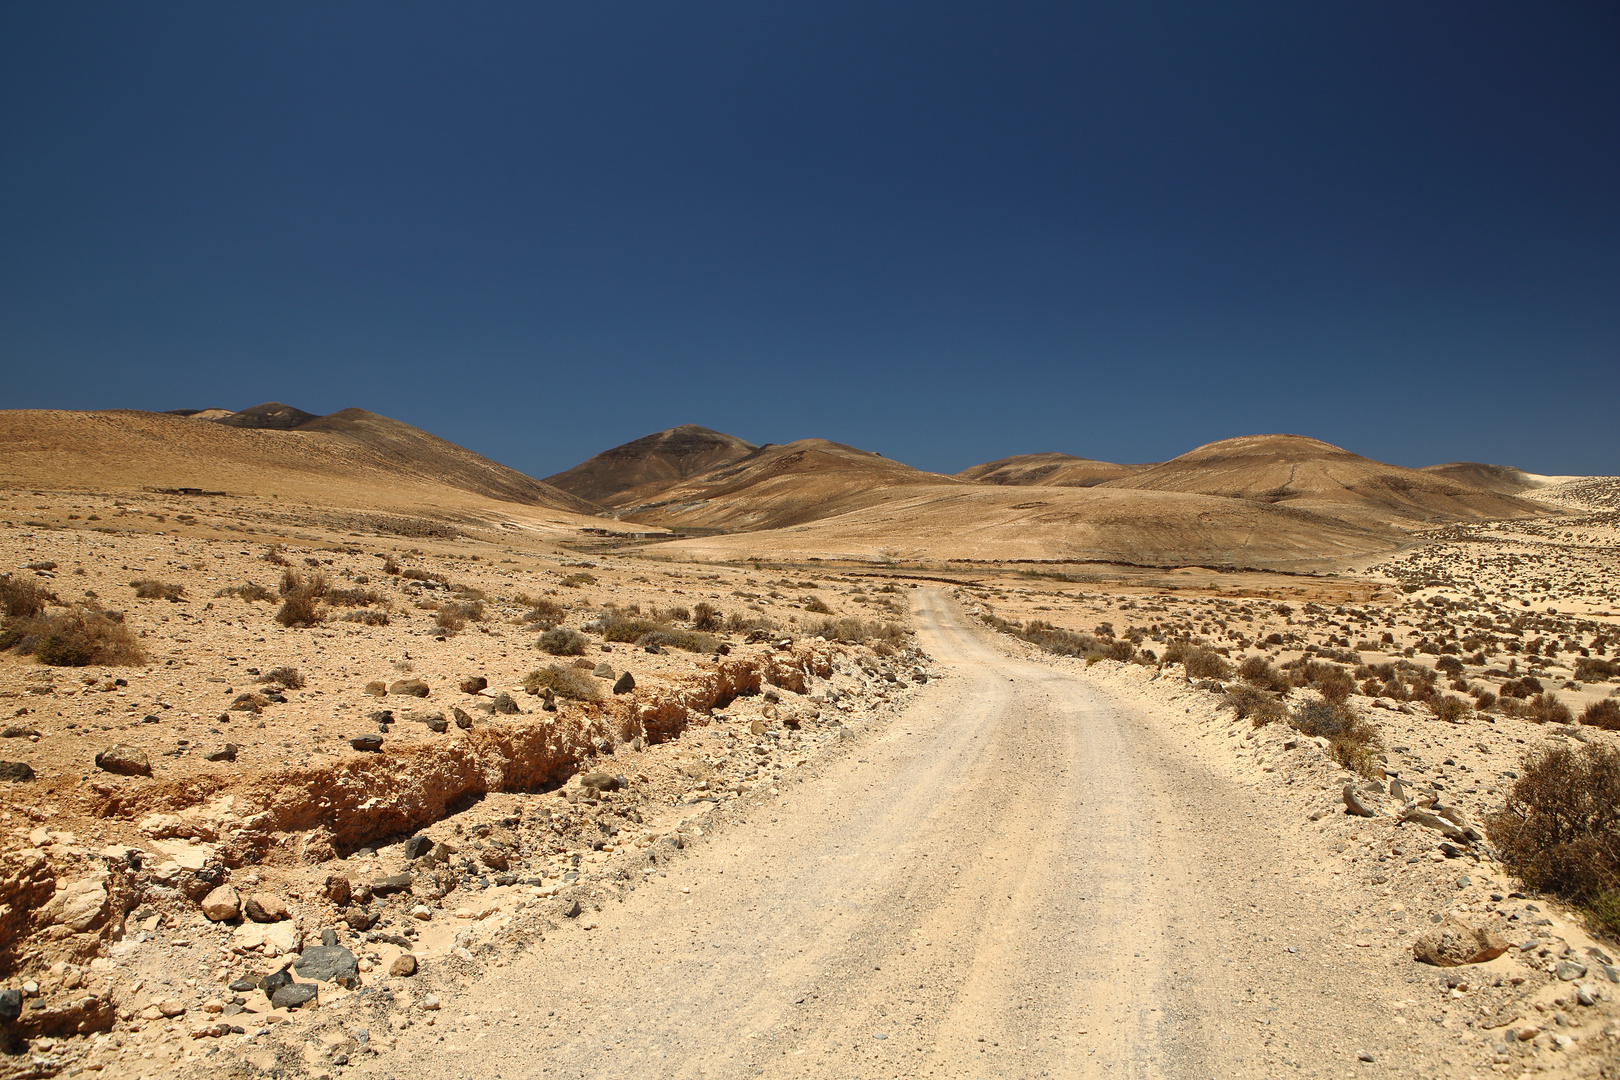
[374,590,1466,1079]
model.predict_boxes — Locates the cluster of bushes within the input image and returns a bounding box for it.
[807,616,907,647]
[0,605,146,666]
[216,582,274,603]
[1488,742,1620,936]
[523,664,601,701]
[517,597,567,629]
[130,578,186,601]
[436,599,485,634]
[1574,657,1619,682]
[1161,640,1228,678]
[985,614,1137,663]
[1289,699,1383,777]
[1498,691,1574,724]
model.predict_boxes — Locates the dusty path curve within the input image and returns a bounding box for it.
[375,590,1456,1079]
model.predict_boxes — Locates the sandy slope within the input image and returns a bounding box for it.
[355,590,1558,1080]
[643,483,1405,570]
[956,451,1148,487]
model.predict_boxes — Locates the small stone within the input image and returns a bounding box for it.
[344,907,376,931]
[1357,1052,1373,1062]
[1342,784,1377,817]
[409,904,432,921]
[0,761,35,782]
[612,672,635,695]
[563,899,581,919]
[244,893,291,923]
[157,999,187,1018]
[1456,875,1472,888]
[228,977,259,993]
[201,884,241,921]
[452,707,474,730]
[422,713,448,733]
[350,734,383,752]
[0,989,20,1022]
[459,676,487,694]
[491,692,520,714]
[1576,984,1598,1006]
[1413,915,1510,966]
[324,875,351,907]
[593,663,614,679]
[363,681,387,697]
[580,771,620,794]
[420,993,441,1011]
[203,743,238,762]
[271,982,318,1010]
[371,873,413,896]
[293,945,359,988]
[390,953,418,977]
[94,744,151,776]
[388,679,430,698]
[1557,960,1588,981]
[402,835,432,860]
[261,968,292,1000]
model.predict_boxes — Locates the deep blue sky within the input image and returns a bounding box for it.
[3,2,1616,478]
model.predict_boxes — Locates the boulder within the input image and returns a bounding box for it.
[200,884,241,922]
[389,953,418,977]
[270,982,317,1010]
[388,679,430,698]
[1413,916,1510,966]
[459,676,488,694]
[324,875,351,907]
[612,672,636,695]
[402,835,432,861]
[40,875,108,933]
[243,893,290,923]
[94,744,150,776]
[232,920,301,954]
[0,761,35,782]
[293,945,359,988]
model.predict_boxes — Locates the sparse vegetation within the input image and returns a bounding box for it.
[1582,698,1620,730]
[129,578,185,601]
[216,582,274,602]
[802,595,833,614]
[342,609,390,626]
[520,598,567,629]
[1433,694,1472,723]
[258,666,305,690]
[523,664,602,701]
[691,602,722,631]
[324,586,386,607]
[1488,742,1620,936]
[1226,684,1283,725]
[1289,699,1382,778]
[0,574,54,617]
[807,616,906,646]
[275,570,328,628]
[1524,692,1574,725]
[0,605,146,666]
[538,627,588,656]
[1162,641,1231,679]
[435,599,485,634]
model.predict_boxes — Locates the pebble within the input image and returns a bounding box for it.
[1556,960,1588,981]
[421,993,441,1011]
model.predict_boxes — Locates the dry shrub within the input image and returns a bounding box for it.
[601,615,663,643]
[1474,690,1498,711]
[0,575,54,618]
[1525,692,1573,725]
[1575,657,1619,682]
[691,602,722,631]
[435,600,485,634]
[400,568,449,584]
[275,571,328,628]
[560,572,596,588]
[1582,698,1620,731]
[1226,684,1283,726]
[1488,742,1620,935]
[342,609,389,626]
[665,605,691,623]
[1433,695,1473,724]
[1290,699,1382,778]
[807,617,905,646]
[538,628,588,656]
[802,596,833,615]
[261,545,292,567]
[638,628,719,653]
[1164,642,1231,680]
[325,587,385,607]
[521,598,567,629]
[217,582,274,603]
[726,611,779,635]
[1238,656,1289,692]
[2,605,146,666]
[130,578,185,601]
[523,664,601,702]
[258,666,305,690]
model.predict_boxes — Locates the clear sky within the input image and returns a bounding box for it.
[2,2,1616,478]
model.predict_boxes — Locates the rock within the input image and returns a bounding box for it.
[390,952,418,977]
[0,989,20,1022]
[259,967,292,999]
[41,875,109,932]
[320,928,338,947]
[344,907,376,931]
[233,920,302,953]
[452,707,474,730]
[402,835,432,861]
[270,982,318,1010]
[389,679,430,697]
[1601,964,1620,984]
[363,681,387,697]
[1342,784,1378,817]
[157,999,187,1018]
[0,761,35,782]
[94,744,150,776]
[750,719,767,736]
[203,743,238,762]
[243,893,290,923]
[324,875,351,907]
[1413,915,1511,966]
[409,904,432,921]
[580,771,620,794]
[1576,984,1598,1006]
[200,884,241,922]
[228,977,258,993]
[1399,806,1470,844]
[293,945,359,988]
[593,663,614,679]
[350,734,383,752]
[421,713,448,733]
[563,899,581,919]
[371,873,413,896]
[459,676,487,694]
[420,993,440,1010]
[491,691,520,714]
[1557,960,1588,981]
[612,672,635,695]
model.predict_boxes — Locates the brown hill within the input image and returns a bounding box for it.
[545,425,758,508]
[649,483,1404,571]
[216,401,321,430]
[616,438,964,532]
[958,452,1147,488]
[0,407,598,519]
[1420,461,1542,496]
[1098,434,1552,529]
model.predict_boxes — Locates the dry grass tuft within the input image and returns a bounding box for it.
[0,605,146,666]
[523,664,602,701]
[1289,699,1382,778]
[0,575,55,618]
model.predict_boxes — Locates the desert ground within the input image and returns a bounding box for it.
[0,408,1616,1079]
